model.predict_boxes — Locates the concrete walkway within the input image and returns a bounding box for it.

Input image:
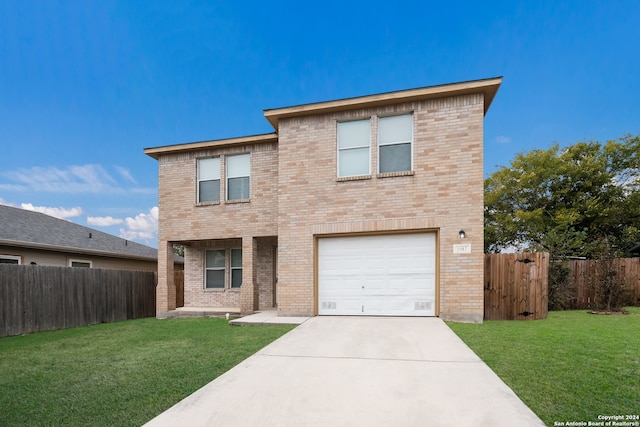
[144,317,545,427]
[229,310,310,326]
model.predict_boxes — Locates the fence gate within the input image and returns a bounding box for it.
[484,252,549,320]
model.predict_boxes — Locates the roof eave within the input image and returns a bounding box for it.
[263,76,503,130]
[144,132,279,160]
[0,239,158,262]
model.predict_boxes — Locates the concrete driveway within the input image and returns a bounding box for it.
[144,317,545,427]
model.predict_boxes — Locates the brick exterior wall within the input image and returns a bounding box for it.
[157,141,278,242]
[152,87,491,323]
[256,236,277,309]
[276,94,485,322]
[155,141,278,314]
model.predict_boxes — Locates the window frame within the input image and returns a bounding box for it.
[69,259,92,268]
[230,248,242,289]
[204,249,243,290]
[337,118,371,178]
[0,255,21,265]
[377,113,414,174]
[226,154,251,201]
[205,249,226,289]
[197,157,221,204]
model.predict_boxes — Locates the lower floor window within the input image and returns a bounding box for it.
[0,255,21,264]
[230,249,242,288]
[69,259,92,268]
[205,250,225,288]
[205,249,242,289]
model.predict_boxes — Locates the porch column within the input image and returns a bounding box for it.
[239,236,257,315]
[156,240,176,316]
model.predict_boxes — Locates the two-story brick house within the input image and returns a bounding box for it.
[145,77,502,323]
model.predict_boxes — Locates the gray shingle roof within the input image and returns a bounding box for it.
[0,204,158,260]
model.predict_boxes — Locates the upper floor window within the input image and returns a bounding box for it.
[337,119,370,177]
[378,114,413,173]
[227,154,250,200]
[198,157,221,203]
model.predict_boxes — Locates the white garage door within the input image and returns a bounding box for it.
[318,233,436,316]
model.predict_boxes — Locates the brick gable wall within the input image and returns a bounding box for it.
[276,94,485,322]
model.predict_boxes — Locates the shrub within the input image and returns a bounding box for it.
[548,262,576,310]
[587,237,633,311]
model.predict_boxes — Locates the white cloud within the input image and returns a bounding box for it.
[113,166,137,184]
[0,164,155,195]
[87,216,124,226]
[21,203,83,220]
[0,198,18,207]
[496,135,511,144]
[0,184,28,191]
[119,207,159,243]
[2,164,122,194]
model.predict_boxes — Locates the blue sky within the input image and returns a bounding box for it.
[1,0,639,248]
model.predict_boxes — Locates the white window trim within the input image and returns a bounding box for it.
[197,157,221,204]
[377,113,414,174]
[337,119,371,178]
[69,259,92,268]
[204,249,243,290]
[226,154,251,201]
[230,248,242,289]
[0,254,22,265]
[204,249,226,289]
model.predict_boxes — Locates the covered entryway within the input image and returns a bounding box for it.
[317,233,437,316]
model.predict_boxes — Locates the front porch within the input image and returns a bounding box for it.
[156,307,309,325]
[156,236,277,317]
[156,306,241,319]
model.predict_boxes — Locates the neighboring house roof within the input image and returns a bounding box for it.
[0,204,158,261]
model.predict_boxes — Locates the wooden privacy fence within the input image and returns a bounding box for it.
[563,257,640,308]
[0,265,156,338]
[484,252,549,320]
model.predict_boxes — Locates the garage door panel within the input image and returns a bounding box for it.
[318,233,436,316]
[321,278,361,292]
[364,278,387,291]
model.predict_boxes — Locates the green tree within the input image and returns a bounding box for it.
[485,134,640,258]
[172,244,185,257]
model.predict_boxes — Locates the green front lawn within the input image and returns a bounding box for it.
[448,307,640,426]
[4,311,638,426]
[0,318,294,426]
